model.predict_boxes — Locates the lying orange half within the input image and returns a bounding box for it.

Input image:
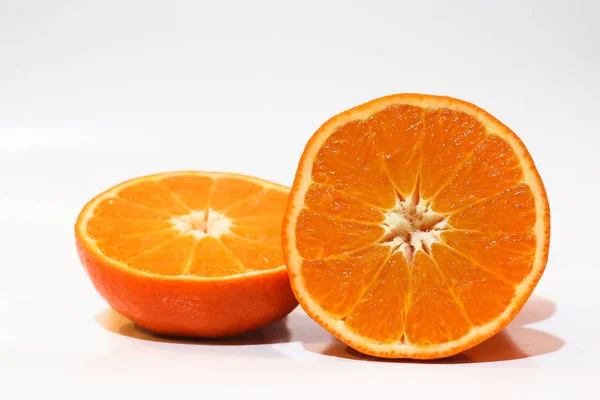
[283,94,550,359]
[76,171,298,338]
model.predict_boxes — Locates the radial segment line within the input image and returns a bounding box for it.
[92,216,174,223]
[442,181,533,218]
[381,159,408,204]
[340,247,394,321]
[299,228,388,262]
[428,251,474,327]
[374,138,407,204]
[217,237,250,272]
[225,232,282,248]
[309,121,394,212]
[218,188,269,214]
[423,134,487,205]
[181,239,200,276]
[436,243,515,285]
[445,226,529,235]
[300,206,383,226]
[367,122,409,210]
[406,110,427,205]
[113,195,180,217]
[408,174,421,208]
[154,180,193,212]
[394,255,410,345]
[313,179,397,211]
[400,262,413,345]
[123,233,186,262]
[230,216,280,227]
[115,227,180,238]
[370,113,426,204]
[306,182,390,214]
[203,178,217,223]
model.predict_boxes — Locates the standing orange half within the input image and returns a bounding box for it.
[283,94,550,359]
[76,171,297,338]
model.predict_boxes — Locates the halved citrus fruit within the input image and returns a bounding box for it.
[76,171,298,338]
[283,94,550,359]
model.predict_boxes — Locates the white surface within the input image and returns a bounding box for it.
[1,0,600,399]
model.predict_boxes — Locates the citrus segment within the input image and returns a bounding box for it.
[186,236,244,277]
[76,171,298,337]
[294,209,385,259]
[448,184,536,232]
[311,120,396,209]
[86,216,170,238]
[93,197,171,219]
[432,134,523,213]
[127,234,197,275]
[224,189,288,218]
[441,230,536,283]
[419,109,485,200]
[369,105,424,196]
[304,183,385,223]
[96,228,181,261]
[345,251,410,343]
[118,180,190,214]
[219,234,283,271]
[302,245,391,317]
[229,220,282,246]
[210,177,264,211]
[159,174,213,210]
[431,244,515,326]
[404,251,472,346]
[283,94,550,359]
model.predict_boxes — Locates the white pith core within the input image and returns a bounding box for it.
[381,192,448,264]
[170,209,232,239]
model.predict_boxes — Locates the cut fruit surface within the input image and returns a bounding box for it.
[283,94,550,359]
[76,171,297,337]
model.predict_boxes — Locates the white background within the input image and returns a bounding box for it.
[1,0,599,398]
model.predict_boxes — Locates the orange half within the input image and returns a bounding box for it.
[283,94,550,359]
[76,171,298,337]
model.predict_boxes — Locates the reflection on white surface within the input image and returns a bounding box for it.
[94,295,563,364]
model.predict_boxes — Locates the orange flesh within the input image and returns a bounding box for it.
[86,174,288,277]
[296,106,539,346]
